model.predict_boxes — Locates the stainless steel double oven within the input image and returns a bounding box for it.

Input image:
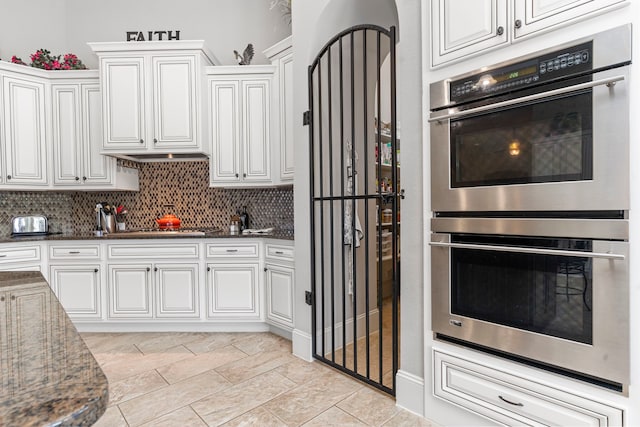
[429,25,631,393]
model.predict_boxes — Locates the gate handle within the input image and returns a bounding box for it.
[429,75,625,123]
[429,241,625,260]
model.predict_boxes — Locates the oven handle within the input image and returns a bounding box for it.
[428,75,625,123]
[429,241,625,260]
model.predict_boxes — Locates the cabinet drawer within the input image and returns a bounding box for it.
[433,349,624,426]
[265,243,294,262]
[49,244,101,259]
[0,245,41,264]
[108,243,199,259]
[206,243,259,258]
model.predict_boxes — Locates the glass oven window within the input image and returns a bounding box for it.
[451,234,593,344]
[450,91,593,188]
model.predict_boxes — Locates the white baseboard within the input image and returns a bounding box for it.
[396,369,425,418]
[315,308,380,353]
[292,328,313,361]
[73,321,270,333]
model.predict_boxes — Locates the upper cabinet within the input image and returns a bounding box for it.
[0,64,49,188]
[88,41,217,160]
[264,36,294,183]
[207,65,278,187]
[430,0,628,67]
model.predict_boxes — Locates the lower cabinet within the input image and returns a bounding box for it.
[49,264,102,320]
[265,263,294,329]
[206,263,261,320]
[433,348,624,426]
[108,262,199,319]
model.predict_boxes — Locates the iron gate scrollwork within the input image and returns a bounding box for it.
[307,25,399,395]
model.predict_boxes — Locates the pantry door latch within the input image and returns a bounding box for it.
[303,110,311,126]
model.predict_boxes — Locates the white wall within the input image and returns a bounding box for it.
[0,0,291,68]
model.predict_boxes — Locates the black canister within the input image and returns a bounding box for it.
[239,206,249,231]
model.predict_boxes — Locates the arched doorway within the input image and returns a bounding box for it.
[307,24,400,395]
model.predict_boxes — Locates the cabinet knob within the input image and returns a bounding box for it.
[243,173,247,178]
[514,19,522,29]
[83,176,87,181]
[264,267,268,272]
[6,175,11,180]
[140,139,144,144]
[75,176,80,181]
[0,296,4,302]
[146,267,151,272]
[11,295,16,301]
[153,138,158,144]
[235,173,239,178]
[207,266,211,272]
[497,26,504,36]
[94,268,99,273]
[154,267,158,272]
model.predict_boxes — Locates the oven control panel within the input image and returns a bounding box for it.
[450,41,593,103]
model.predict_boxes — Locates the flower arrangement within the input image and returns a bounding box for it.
[115,205,128,223]
[9,49,87,70]
[270,0,291,24]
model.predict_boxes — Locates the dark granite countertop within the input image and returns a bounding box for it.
[0,272,108,427]
[0,229,294,244]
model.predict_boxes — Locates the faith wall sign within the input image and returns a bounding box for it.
[126,31,181,41]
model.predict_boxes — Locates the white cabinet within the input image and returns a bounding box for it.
[207,66,276,187]
[433,348,624,426]
[108,264,153,318]
[430,0,628,67]
[264,36,294,182]
[205,241,262,320]
[264,242,295,330]
[49,264,102,320]
[0,63,49,188]
[89,41,215,159]
[0,243,43,274]
[50,74,139,190]
[155,263,199,318]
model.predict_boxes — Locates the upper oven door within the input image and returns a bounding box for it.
[430,66,629,213]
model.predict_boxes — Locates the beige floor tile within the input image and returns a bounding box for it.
[221,406,288,427]
[107,369,168,406]
[302,406,367,426]
[184,332,259,354]
[192,370,296,426]
[157,344,248,384]
[134,332,211,354]
[381,410,433,427]
[214,350,296,384]
[274,357,332,385]
[139,406,208,427]
[337,387,400,426]
[119,370,230,426]
[232,332,292,355]
[262,370,363,425]
[100,344,194,382]
[93,406,128,427]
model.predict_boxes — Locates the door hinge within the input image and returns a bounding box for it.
[303,110,311,126]
[305,290,313,306]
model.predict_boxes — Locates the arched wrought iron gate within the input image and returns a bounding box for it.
[306,25,399,395]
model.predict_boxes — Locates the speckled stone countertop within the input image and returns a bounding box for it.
[0,272,108,427]
[0,229,294,244]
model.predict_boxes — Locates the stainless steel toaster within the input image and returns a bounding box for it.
[11,215,49,235]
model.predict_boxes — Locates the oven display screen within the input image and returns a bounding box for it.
[493,65,538,83]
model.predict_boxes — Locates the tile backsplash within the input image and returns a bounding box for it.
[0,161,293,236]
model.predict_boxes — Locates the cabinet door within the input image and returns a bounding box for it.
[279,53,295,181]
[52,85,82,185]
[8,286,53,391]
[108,264,153,318]
[82,83,113,184]
[50,264,102,319]
[206,263,261,320]
[152,56,198,148]
[101,57,146,148]
[242,79,271,182]
[431,0,508,67]
[513,0,627,39]
[2,75,48,185]
[155,263,199,318]
[265,263,294,328]
[209,79,241,183]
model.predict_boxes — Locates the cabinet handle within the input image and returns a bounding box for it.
[146,267,151,272]
[140,139,144,144]
[11,295,16,301]
[6,175,11,180]
[0,254,6,258]
[94,268,99,273]
[235,173,239,178]
[514,19,522,29]
[497,26,504,36]
[264,267,268,272]
[243,173,247,178]
[68,251,81,254]
[153,138,158,144]
[154,267,158,272]
[275,251,284,255]
[0,296,4,302]
[83,176,87,181]
[226,249,238,253]
[498,395,524,407]
[207,266,211,272]
[75,176,80,181]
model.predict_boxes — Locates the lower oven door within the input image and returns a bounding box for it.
[431,232,629,391]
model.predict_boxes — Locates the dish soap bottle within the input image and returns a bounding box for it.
[239,206,249,231]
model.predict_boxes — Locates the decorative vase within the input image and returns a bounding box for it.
[117,222,126,231]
